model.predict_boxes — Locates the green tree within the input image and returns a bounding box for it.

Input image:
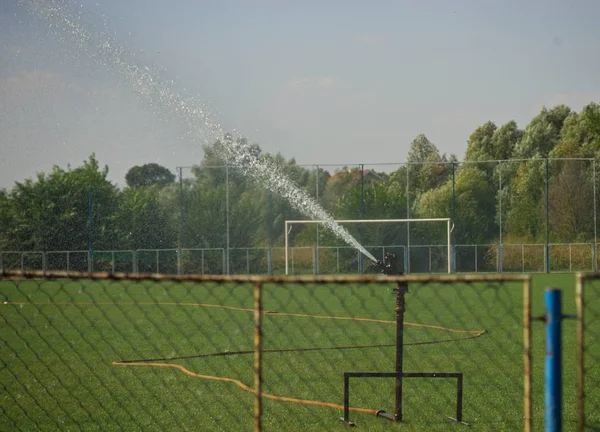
[0,155,120,251]
[417,166,496,244]
[465,121,497,161]
[115,185,177,249]
[513,105,571,159]
[125,163,176,188]
[406,134,450,196]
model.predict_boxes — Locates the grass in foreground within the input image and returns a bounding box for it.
[0,273,598,431]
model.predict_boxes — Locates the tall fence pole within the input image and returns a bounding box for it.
[545,158,550,274]
[545,288,562,432]
[267,191,273,276]
[315,165,320,275]
[87,189,93,272]
[225,164,230,275]
[498,161,503,273]
[406,165,410,273]
[177,167,184,275]
[359,164,365,272]
[451,162,456,273]
[593,159,597,272]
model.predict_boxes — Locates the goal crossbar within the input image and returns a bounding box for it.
[284,218,453,275]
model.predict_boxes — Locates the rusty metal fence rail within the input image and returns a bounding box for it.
[0,270,531,431]
[576,274,600,431]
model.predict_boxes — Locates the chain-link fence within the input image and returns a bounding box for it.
[576,274,600,431]
[3,243,600,276]
[1,270,534,431]
[3,158,596,275]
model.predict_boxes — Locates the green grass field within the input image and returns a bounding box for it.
[0,274,598,431]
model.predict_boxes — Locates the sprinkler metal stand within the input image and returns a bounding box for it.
[340,252,468,427]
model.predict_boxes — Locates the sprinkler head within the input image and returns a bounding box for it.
[377,252,403,276]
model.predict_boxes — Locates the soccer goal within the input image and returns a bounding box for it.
[284,218,454,275]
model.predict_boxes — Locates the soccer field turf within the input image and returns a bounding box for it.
[0,273,597,431]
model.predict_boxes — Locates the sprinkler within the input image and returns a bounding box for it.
[341,251,466,426]
[375,252,403,276]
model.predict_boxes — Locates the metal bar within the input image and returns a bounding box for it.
[569,244,572,272]
[545,158,550,274]
[225,164,230,275]
[177,167,183,275]
[0,269,533,284]
[429,246,432,273]
[285,221,289,275]
[315,166,320,276]
[343,373,350,423]
[475,245,478,273]
[342,371,463,425]
[594,160,598,272]
[360,164,364,272]
[456,374,463,422]
[499,161,503,273]
[345,372,463,378]
[576,275,584,432]
[176,157,595,171]
[88,189,93,271]
[284,218,452,224]
[523,278,532,432]
[66,252,70,272]
[447,220,451,274]
[222,249,226,275]
[545,288,562,432]
[247,248,250,275]
[394,283,408,422]
[406,166,411,274]
[111,251,115,273]
[253,281,263,432]
[156,250,160,274]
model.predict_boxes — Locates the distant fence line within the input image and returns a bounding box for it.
[0,242,597,274]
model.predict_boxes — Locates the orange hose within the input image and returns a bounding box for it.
[112,361,378,415]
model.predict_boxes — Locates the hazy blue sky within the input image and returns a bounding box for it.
[1,0,599,189]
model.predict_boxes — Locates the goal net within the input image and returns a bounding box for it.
[284,218,453,275]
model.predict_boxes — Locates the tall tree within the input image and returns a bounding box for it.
[513,105,571,158]
[1,154,120,251]
[416,166,496,244]
[125,163,176,188]
[465,121,497,161]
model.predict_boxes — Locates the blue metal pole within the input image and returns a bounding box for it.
[545,288,562,432]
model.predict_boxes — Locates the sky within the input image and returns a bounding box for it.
[1,0,600,190]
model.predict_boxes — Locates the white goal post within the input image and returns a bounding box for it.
[284,218,454,275]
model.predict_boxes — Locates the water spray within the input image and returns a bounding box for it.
[20,0,376,265]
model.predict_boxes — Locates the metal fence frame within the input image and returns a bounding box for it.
[0,269,533,431]
[2,243,599,275]
[179,157,598,275]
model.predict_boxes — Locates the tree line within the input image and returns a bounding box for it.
[1,102,599,257]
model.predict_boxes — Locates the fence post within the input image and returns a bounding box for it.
[545,288,562,432]
[545,158,550,273]
[177,166,184,275]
